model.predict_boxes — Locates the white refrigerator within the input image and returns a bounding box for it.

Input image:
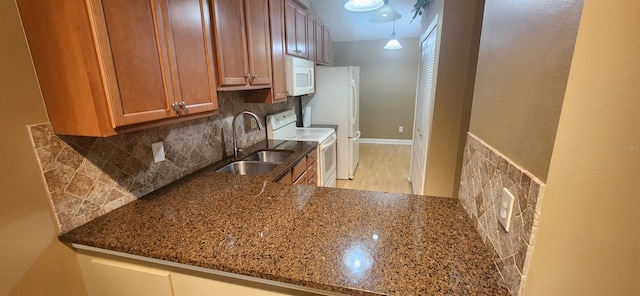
[309,66,360,180]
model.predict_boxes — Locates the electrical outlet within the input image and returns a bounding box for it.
[151,142,166,163]
[498,187,515,232]
[250,119,258,130]
[399,126,404,133]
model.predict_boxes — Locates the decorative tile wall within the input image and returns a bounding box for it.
[458,133,545,295]
[29,91,294,233]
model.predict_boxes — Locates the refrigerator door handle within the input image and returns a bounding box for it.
[349,79,358,125]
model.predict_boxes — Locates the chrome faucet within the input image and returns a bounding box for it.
[232,111,264,159]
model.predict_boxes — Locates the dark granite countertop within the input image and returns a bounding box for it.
[60,140,508,295]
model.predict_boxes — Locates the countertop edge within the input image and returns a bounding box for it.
[72,243,361,296]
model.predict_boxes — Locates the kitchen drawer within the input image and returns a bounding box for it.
[293,171,307,185]
[292,158,307,181]
[307,171,317,185]
[277,170,292,184]
[306,148,317,167]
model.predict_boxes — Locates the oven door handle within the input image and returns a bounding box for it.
[321,134,337,150]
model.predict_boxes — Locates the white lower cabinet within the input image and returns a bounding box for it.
[77,253,174,296]
[76,252,320,296]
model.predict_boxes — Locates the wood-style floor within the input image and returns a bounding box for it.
[336,144,412,194]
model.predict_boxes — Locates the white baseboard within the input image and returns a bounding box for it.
[360,138,412,145]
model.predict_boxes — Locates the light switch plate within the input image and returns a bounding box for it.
[151,142,165,163]
[498,187,515,232]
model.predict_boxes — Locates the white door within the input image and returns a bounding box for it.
[411,18,438,195]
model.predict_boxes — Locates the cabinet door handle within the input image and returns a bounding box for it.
[171,102,179,112]
[252,74,258,80]
[246,74,251,82]
[179,101,186,110]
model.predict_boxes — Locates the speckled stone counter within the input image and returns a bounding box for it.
[60,142,508,295]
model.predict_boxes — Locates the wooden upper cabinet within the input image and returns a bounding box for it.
[313,21,332,66]
[100,0,174,126]
[212,0,272,89]
[166,0,219,114]
[284,0,308,58]
[211,0,249,87]
[322,26,332,65]
[17,0,219,137]
[245,0,273,86]
[315,21,324,64]
[270,0,288,103]
[294,8,308,57]
[307,15,316,63]
[245,0,287,104]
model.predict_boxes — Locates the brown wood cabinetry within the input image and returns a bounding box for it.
[212,0,272,90]
[306,148,317,184]
[17,0,219,137]
[314,22,332,65]
[284,0,308,58]
[277,148,317,185]
[277,170,293,184]
[322,26,332,65]
[245,0,287,104]
[307,15,316,64]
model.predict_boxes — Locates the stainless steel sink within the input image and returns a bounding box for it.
[242,150,294,163]
[216,161,278,176]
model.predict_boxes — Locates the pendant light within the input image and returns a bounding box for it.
[384,21,403,49]
[369,2,401,23]
[344,0,384,12]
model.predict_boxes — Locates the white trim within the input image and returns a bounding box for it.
[72,244,345,296]
[411,13,439,195]
[420,13,438,43]
[360,138,412,145]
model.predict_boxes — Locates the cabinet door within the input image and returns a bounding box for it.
[101,0,175,126]
[294,8,308,58]
[268,0,287,102]
[315,22,324,63]
[307,15,315,63]
[212,0,250,86]
[244,0,273,86]
[77,254,174,296]
[322,26,331,64]
[166,0,218,114]
[283,1,298,56]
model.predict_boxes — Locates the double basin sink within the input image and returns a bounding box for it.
[216,150,294,176]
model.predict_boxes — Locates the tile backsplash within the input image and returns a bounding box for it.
[29,91,294,233]
[458,133,545,295]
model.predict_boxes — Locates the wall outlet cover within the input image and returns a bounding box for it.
[498,187,515,232]
[151,142,166,163]
[399,126,404,133]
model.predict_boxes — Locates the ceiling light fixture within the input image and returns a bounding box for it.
[344,0,384,12]
[384,21,403,49]
[369,3,401,23]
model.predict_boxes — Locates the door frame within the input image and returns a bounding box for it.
[409,15,439,195]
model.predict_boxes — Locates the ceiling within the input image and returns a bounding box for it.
[309,0,423,42]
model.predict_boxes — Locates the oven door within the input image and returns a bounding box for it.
[318,133,337,187]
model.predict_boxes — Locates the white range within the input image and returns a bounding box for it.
[266,109,337,187]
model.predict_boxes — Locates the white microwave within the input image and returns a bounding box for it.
[285,56,315,96]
